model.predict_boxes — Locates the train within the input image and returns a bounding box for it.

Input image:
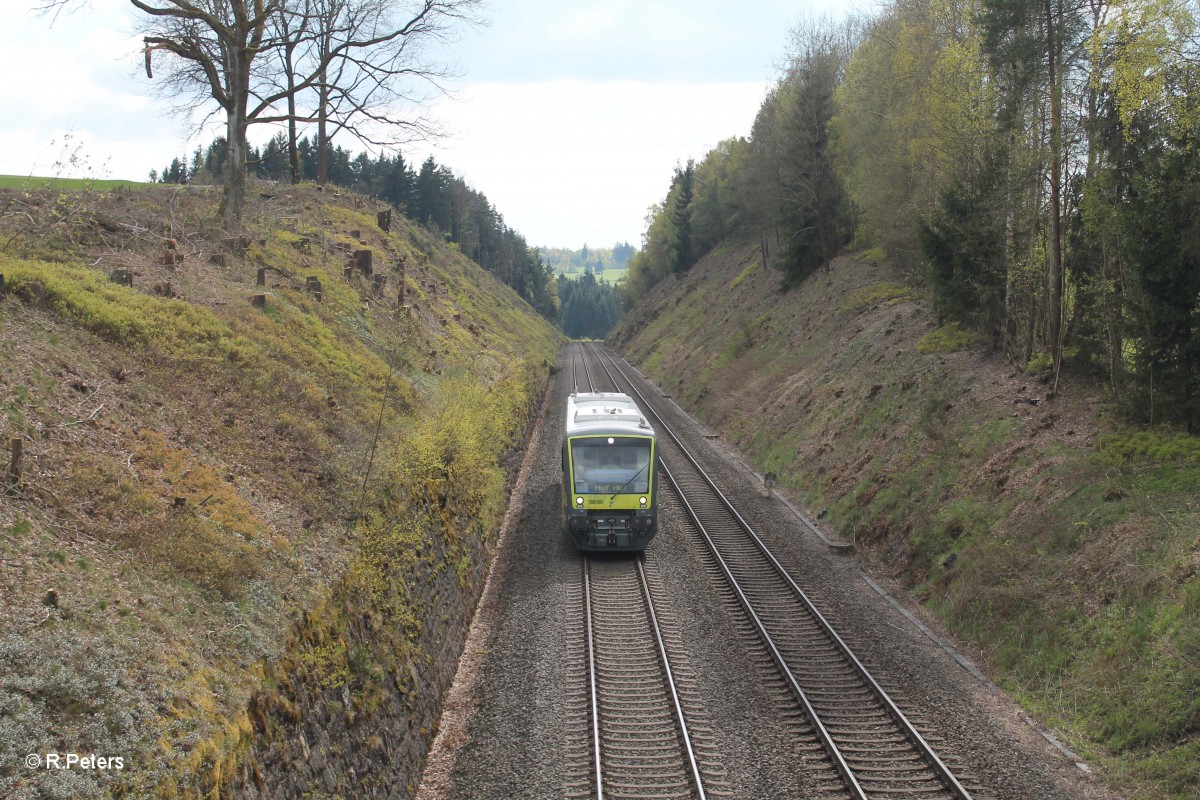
[562,391,658,550]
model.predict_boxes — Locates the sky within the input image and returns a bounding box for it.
[0,0,857,249]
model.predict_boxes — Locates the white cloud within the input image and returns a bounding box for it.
[546,1,632,41]
[0,1,780,244]
[0,1,186,180]
[413,79,769,247]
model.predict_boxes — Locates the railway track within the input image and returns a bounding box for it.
[565,343,725,800]
[585,342,975,800]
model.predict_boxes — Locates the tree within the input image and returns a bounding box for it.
[559,272,622,339]
[670,160,695,272]
[40,0,481,227]
[919,155,1009,338]
[268,0,309,183]
[980,0,1092,377]
[135,0,284,228]
[774,18,856,285]
[293,0,483,185]
[689,137,750,256]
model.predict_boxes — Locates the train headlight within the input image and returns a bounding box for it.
[639,496,647,506]
[576,496,584,506]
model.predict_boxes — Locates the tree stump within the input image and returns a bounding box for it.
[224,237,250,256]
[344,266,355,281]
[209,253,227,268]
[109,269,133,287]
[256,267,266,287]
[377,210,391,232]
[354,249,373,276]
[27,280,46,305]
[372,274,387,292]
[6,437,21,496]
[250,294,267,308]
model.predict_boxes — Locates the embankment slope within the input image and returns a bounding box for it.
[608,241,1199,798]
[0,181,561,798]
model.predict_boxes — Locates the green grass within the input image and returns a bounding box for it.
[1,257,244,359]
[917,322,981,353]
[729,261,759,290]
[557,267,627,284]
[0,174,146,190]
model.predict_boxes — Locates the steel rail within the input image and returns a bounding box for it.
[658,458,866,799]
[589,342,972,800]
[572,341,595,394]
[636,557,708,800]
[576,346,707,798]
[583,558,605,800]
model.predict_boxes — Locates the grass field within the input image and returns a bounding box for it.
[557,267,628,284]
[0,174,146,190]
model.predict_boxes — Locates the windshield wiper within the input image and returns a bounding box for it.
[610,462,649,500]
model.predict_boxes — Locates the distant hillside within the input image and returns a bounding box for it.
[539,242,635,284]
[0,180,561,798]
[609,242,1200,799]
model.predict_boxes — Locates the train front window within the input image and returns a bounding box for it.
[571,438,651,494]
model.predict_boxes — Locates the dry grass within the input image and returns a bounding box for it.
[0,180,560,798]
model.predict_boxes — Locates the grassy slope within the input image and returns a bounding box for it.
[0,181,561,797]
[0,174,145,191]
[608,241,1200,799]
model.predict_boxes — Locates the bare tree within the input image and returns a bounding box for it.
[140,1,288,228]
[274,0,484,185]
[269,0,312,184]
[37,0,483,227]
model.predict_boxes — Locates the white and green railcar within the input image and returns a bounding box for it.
[561,392,658,551]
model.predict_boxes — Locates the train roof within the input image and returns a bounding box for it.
[565,392,654,436]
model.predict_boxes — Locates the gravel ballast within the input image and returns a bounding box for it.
[416,346,1120,800]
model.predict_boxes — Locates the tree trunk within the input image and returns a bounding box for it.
[287,45,300,184]
[317,64,329,185]
[1046,0,1064,378]
[220,47,252,230]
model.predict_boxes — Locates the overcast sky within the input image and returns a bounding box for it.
[0,0,856,248]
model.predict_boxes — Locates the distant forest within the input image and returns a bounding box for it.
[154,134,559,325]
[628,0,1200,431]
[557,272,623,340]
[540,243,636,275]
[538,245,629,339]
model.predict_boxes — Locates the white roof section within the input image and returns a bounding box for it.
[565,392,654,435]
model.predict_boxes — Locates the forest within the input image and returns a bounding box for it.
[539,244,628,338]
[155,135,560,325]
[540,243,637,276]
[557,271,623,339]
[626,0,1200,431]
